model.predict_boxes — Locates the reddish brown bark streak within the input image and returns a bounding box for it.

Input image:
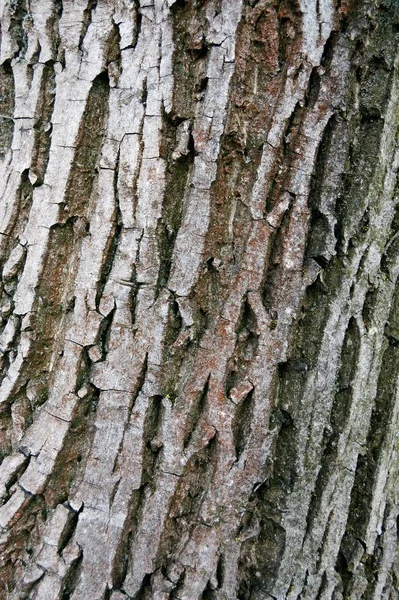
[0,1,399,599]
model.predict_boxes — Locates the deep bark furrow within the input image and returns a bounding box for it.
[0,1,399,599]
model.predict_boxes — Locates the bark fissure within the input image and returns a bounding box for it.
[1,1,399,599]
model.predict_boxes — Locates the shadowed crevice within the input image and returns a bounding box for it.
[63,71,110,218]
[0,60,15,158]
[337,341,399,595]
[183,375,210,449]
[30,63,56,185]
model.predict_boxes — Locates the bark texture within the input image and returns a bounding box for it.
[0,0,399,598]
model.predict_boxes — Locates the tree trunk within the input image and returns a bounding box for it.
[0,0,398,598]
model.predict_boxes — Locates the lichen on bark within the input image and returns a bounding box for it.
[0,1,399,599]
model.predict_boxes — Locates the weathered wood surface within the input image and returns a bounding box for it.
[0,0,399,598]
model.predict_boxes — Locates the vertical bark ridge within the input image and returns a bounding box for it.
[0,1,399,599]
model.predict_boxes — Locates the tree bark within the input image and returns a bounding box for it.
[0,0,399,598]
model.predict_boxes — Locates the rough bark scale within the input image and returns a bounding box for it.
[0,0,398,598]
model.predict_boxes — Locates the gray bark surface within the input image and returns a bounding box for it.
[0,0,399,598]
